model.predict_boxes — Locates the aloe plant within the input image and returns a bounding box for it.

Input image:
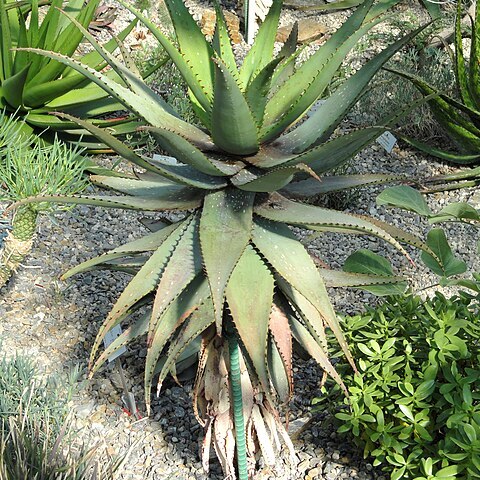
[0,0,150,149]
[389,0,480,164]
[15,0,438,476]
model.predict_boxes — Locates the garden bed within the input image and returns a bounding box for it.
[1,0,479,478]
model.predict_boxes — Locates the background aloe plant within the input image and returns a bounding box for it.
[16,0,442,477]
[0,0,152,149]
[390,0,480,164]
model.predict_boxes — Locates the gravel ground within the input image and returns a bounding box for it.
[1,1,479,479]
[1,143,478,480]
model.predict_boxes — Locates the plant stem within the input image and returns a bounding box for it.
[0,207,37,288]
[227,331,248,480]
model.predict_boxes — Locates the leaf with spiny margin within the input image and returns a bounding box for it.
[377,185,432,216]
[276,278,328,354]
[470,1,480,106]
[397,134,480,164]
[319,268,406,292]
[271,46,307,96]
[261,0,377,141]
[245,57,283,127]
[239,0,283,87]
[78,257,145,275]
[89,221,188,366]
[281,174,405,198]
[116,0,213,112]
[164,0,214,97]
[263,127,383,169]
[268,336,290,404]
[226,245,274,395]
[343,250,408,295]
[145,275,210,411]
[280,24,428,152]
[455,0,476,110]
[54,8,173,113]
[0,0,13,81]
[388,68,480,150]
[274,21,299,88]
[252,218,354,369]
[255,194,409,257]
[157,299,215,391]
[212,2,238,79]
[13,193,204,212]
[91,309,151,375]
[62,222,179,280]
[139,127,234,176]
[211,57,259,155]
[199,188,254,333]
[231,166,299,192]
[360,215,435,258]
[20,48,213,146]
[269,301,293,402]
[289,315,346,392]
[147,215,203,346]
[113,32,142,79]
[28,0,97,85]
[91,175,203,200]
[144,155,228,190]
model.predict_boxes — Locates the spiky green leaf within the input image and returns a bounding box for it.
[200,188,254,332]
[226,245,274,394]
[211,57,259,155]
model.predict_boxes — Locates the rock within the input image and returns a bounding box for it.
[199,9,242,43]
[276,18,328,43]
[306,467,322,479]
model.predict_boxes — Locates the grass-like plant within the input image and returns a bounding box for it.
[15,0,443,476]
[0,112,87,288]
[0,352,126,480]
[389,0,480,164]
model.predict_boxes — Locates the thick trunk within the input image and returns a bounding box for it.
[0,208,37,288]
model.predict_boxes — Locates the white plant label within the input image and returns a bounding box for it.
[376,131,397,153]
[103,324,126,363]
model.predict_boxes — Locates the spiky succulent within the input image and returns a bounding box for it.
[0,0,149,148]
[0,111,87,287]
[390,0,480,164]
[16,0,438,476]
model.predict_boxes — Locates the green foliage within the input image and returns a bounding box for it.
[0,0,143,147]
[0,352,126,479]
[354,45,455,139]
[314,289,480,479]
[0,112,87,208]
[284,0,441,19]
[17,0,441,475]
[390,0,480,163]
[0,353,79,424]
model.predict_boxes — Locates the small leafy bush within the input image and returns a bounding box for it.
[314,290,480,479]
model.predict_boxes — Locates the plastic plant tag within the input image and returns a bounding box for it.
[103,324,127,363]
[376,131,397,153]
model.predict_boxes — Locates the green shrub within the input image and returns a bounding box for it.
[314,290,480,480]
